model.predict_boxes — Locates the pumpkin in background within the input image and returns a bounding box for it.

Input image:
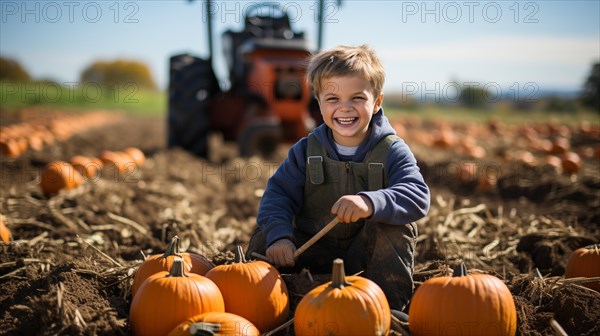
[409,261,516,336]
[0,138,22,157]
[168,312,259,336]
[132,235,214,296]
[432,127,456,148]
[564,244,600,291]
[561,152,582,175]
[98,150,133,174]
[466,145,486,159]
[123,147,146,166]
[26,133,44,151]
[14,137,28,154]
[294,258,390,336]
[205,246,289,333]
[129,258,225,336]
[1,215,12,243]
[39,161,84,196]
[550,137,570,154]
[515,151,536,166]
[543,155,562,174]
[70,155,102,179]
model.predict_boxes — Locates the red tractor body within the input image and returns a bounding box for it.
[168,2,325,158]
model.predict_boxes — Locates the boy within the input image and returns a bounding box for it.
[246,44,430,311]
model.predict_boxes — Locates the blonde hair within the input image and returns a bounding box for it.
[307,44,385,98]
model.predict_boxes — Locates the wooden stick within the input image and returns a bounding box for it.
[294,217,339,258]
[251,217,339,262]
[263,318,294,336]
[250,252,270,262]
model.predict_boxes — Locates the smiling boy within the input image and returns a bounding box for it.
[246,45,430,311]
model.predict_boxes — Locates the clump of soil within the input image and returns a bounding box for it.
[511,274,600,336]
[0,254,131,335]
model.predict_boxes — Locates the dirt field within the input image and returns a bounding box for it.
[1,108,599,335]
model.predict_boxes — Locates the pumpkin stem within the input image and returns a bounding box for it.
[168,258,187,277]
[452,260,468,277]
[162,235,183,259]
[189,322,220,336]
[235,245,247,263]
[330,258,351,289]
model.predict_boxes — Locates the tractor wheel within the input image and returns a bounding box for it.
[168,54,219,158]
[239,122,282,158]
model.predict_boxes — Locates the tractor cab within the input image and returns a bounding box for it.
[168,2,329,158]
[222,4,307,89]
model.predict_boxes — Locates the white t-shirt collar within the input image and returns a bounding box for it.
[335,142,358,156]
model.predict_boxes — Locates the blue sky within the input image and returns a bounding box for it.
[1,0,599,94]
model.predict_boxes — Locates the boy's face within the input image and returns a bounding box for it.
[317,75,384,147]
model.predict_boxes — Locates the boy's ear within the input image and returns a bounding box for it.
[374,93,384,113]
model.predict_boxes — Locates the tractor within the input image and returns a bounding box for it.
[168,1,340,158]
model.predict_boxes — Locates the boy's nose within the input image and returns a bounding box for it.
[340,100,353,111]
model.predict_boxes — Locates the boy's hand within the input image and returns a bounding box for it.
[266,239,296,267]
[331,195,373,223]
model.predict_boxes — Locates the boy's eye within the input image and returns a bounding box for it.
[353,96,365,100]
[326,97,338,102]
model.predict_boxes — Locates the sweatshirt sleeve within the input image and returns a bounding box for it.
[256,139,307,246]
[358,139,430,225]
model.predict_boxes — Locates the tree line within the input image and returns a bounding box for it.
[0,56,598,112]
[0,57,157,91]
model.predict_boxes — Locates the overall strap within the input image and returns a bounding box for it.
[306,134,325,185]
[305,133,399,189]
[365,134,400,190]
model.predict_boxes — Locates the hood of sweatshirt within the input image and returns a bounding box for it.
[311,107,397,161]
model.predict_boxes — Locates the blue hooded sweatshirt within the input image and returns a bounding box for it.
[257,108,430,246]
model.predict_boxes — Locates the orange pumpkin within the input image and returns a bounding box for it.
[123,147,146,166]
[39,161,84,196]
[561,152,582,175]
[90,156,104,169]
[70,155,102,179]
[1,216,12,243]
[14,137,28,154]
[132,235,215,296]
[564,244,600,291]
[538,139,554,153]
[27,133,44,151]
[457,162,478,183]
[168,312,260,336]
[550,137,570,154]
[477,175,497,192]
[466,145,486,159]
[515,151,536,166]
[294,258,391,336]
[0,138,22,157]
[432,128,456,148]
[129,258,225,336]
[205,246,289,333]
[543,155,562,174]
[577,146,595,159]
[98,150,132,174]
[409,261,516,336]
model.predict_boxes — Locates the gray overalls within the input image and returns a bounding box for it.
[247,133,418,311]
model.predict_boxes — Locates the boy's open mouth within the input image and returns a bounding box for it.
[334,117,358,126]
